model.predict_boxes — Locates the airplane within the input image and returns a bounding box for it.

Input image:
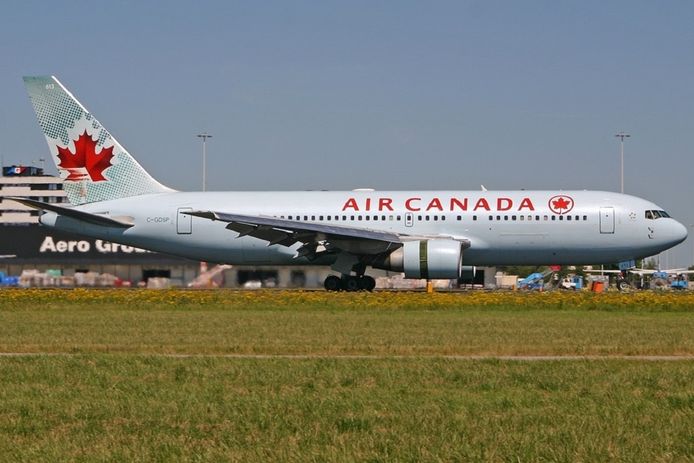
[10,76,688,291]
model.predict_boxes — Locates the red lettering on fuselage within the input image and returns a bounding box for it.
[379,198,394,211]
[341,196,536,212]
[450,198,468,211]
[405,197,421,211]
[426,198,443,211]
[519,197,535,210]
[342,197,359,211]
[473,198,491,211]
[497,197,512,211]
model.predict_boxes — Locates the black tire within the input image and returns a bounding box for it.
[342,276,360,292]
[361,276,376,291]
[324,275,342,292]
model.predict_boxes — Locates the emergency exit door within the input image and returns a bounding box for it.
[177,207,192,234]
[599,207,614,234]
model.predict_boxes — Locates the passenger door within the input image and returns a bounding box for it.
[177,207,193,234]
[599,207,615,234]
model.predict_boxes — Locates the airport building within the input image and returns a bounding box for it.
[0,165,491,288]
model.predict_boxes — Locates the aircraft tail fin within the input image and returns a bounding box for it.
[23,76,172,205]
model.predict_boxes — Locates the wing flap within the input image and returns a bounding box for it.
[186,211,403,244]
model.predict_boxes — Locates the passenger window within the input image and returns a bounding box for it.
[583,215,587,221]
[434,216,438,221]
[473,215,477,221]
[457,215,462,221]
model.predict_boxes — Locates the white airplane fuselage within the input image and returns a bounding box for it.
[39,189,687,266]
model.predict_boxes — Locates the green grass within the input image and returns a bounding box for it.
[0,356,691,462]
[0,303,692,355]
[0,290,692,461]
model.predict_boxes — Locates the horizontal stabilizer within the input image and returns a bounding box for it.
[7,197,134,228]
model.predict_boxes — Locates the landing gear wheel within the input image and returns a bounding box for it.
[342,276,361,292]
[359,275,376,291]
[324,275,342,292]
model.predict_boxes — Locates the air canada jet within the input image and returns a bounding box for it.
[12,76,688,291]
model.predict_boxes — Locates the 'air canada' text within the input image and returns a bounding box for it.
[341,196,536,212]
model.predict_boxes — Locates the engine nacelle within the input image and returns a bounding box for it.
[374,239,463,279]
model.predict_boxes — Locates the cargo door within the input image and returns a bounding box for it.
[177,207,192,234]
[599,207,614,234]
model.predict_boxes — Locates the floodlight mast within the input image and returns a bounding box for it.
[615,132,630,194]
[197,133,213,191]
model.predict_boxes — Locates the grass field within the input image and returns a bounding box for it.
[0,289,692,461]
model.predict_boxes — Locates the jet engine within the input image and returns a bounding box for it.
[374,239,463,279]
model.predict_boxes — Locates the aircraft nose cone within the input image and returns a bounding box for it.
[670,220,688,246]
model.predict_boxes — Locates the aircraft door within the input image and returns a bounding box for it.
[405,212,414,227]
[599,207,615,234]
[177,207,193,234]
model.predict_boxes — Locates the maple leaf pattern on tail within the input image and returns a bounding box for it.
[56,130,114,182]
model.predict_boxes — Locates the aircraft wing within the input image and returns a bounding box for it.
[185,210,470,259]
[7,197,134,228]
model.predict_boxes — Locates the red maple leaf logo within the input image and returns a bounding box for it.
[56,130,114,181]
[552,197,570,210]
[548,195,574,214]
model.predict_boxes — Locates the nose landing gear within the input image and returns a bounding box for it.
[323,274,376,292]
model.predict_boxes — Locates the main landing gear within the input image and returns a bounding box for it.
[324,274,376,292]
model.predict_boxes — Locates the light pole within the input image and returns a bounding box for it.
[614,132,630,194]
[690,224,694,268]
[196,133,212,191]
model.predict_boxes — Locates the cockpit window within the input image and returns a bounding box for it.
[645,210,671,220]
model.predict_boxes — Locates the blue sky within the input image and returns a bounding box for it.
[1,1,693,267]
